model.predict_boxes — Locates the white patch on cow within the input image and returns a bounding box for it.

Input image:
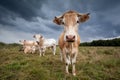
[66,55,71,65]
[72,56,76,64]
[64,48,71,65]
[64,25,78,42]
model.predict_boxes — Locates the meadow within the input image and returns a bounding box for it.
[0,43,120,80]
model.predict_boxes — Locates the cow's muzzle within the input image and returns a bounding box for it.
[66,35,75,42]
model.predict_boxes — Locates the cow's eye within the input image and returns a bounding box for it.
[62,21,65,25]
[77,20,79,23]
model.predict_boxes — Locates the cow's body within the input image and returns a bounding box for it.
[53,10,90,76]
[19,40,38,46]
[23,46,36,54]
[41,38,56,48]
[59,32,80,61]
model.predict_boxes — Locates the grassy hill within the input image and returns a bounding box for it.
[0,43,120,80]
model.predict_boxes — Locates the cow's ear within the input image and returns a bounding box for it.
[33,35,35,38]
[79,13,90,23]
[40,35,43,38]
[53,16,63,25]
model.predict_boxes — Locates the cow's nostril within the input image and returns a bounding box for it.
[73,36,75,39]
[66,36,69,39]
[66,35,75,42]
[66,35,75,40]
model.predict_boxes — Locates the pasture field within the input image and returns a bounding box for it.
[0,44,120,80]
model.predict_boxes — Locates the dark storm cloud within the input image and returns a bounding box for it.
[90,0,120,12]
[0,0,120,43]
[0,0,48,20]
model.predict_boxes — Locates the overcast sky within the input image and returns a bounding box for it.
[0,0,120,43]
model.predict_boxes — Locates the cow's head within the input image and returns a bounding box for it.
[53,10,90,42]
[33,34,43,42]
[19,40,26,45]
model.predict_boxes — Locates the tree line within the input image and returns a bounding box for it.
[80,38,120,46]
[0,38,120,46]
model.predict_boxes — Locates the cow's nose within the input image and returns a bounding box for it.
[66,35,75,42]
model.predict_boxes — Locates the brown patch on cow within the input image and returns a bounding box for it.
[53,16,63,25]
[79,13,90,22]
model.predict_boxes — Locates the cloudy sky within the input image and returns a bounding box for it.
[0,0,120,43]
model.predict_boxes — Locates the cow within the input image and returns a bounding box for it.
[23,46,36,54]
[53,10,90,76]
[19,40,38,54]
[33,34,56,56]
[19,40,38,46]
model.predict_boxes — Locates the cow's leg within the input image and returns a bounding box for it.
[24,48,27,54]
[42,49,45,56]
[53,45,56,55]
[66,54,71,74]
[60,50,63,61]
[63,50,71,74]
[39,47,42,56]
[42,51,45,56]
[52,45,56,55]
[42,47,46,56]
[71,50,78,76]
[65,56,69,74]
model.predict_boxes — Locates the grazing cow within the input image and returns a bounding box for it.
[19,40,38,54]
[53,10,90,76]
[33,34,56,56]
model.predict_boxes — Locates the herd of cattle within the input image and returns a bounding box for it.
[19,10,90,76]
[19,34,56,56]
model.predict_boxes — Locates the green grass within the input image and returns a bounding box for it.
[0,45,120,80]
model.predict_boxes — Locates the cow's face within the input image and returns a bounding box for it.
[53,10,90,42]
[33,34,43,42]
[19,40,26,45]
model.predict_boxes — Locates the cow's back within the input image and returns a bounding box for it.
[44,39,56,47]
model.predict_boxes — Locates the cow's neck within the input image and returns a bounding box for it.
[65,42,75,50]
[39,38,44,47]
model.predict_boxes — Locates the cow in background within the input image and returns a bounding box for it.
[19,40,38,54]
[33,34,56,56]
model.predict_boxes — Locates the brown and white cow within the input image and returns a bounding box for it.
[19,40,38,54]
[53,10,90,76]
[19,40,38,47]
